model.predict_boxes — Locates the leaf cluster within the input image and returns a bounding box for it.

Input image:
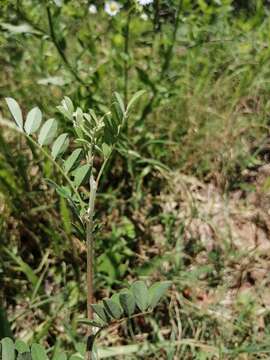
[1,337,58,360]
[84,280,171,328]
[5,92,144,219]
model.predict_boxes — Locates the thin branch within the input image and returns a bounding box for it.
[84,136,97,360]
[124,11,132,108]
[46,5,89,88]
[85,174,97,360]
[161,0,183,78]
[153,0,161,32]
[16,1,47,36]
[16,2,90,89]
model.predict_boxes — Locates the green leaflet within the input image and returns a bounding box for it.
[52,352,67,360]
[1,337,15,360]
[4,248,38,288]
[5,97,23,130]
[1,23,36,34]
[114,92,125,116]
[91,304,109,323]
[24,107,42,134]
[57,97,74,120]
[88,109,98,126]
[55,186,73,201]
[148,281,171,309]
[17,353,32,360]
[111,293,121,306]
[63,148,82,174]
[46,179,73,202]
[126,90,145,113]
[31,343,49,360]
[112,101,123,125]
[119,291,135,317]
[131,281,149,312]
[51,133,69,160]
[60,197,72,235]
[63,97,74,114]
[38,118,58,146]
[102,143,112,159]
[72,164,90,188]
[15,340,30,353]
[103,298,123,320]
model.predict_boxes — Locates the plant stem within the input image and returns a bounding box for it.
[46,5,88,88]
[85,174,97,360]
[161,0,183,78]
[139,0,183,122]
[16,1,46,36]
[124,11,132,109]
[86,175,97,318]
[154,0,161,32]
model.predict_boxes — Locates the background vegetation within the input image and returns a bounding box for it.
[1,0,270,358]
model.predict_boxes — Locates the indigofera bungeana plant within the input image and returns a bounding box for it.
[4,93,171,359]
[0,280,170,359]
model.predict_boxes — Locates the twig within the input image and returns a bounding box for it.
[46,5,89,88]
[86,175,97,321]
[124,11,132,109]
[161,0,183,78]
[85,138,97,360]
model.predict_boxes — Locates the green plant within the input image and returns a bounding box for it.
[3,93,171,359]
[0,276,170,359]
[1,336,78,359]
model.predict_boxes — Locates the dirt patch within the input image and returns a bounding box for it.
[158,168,270,329]
[161,167,270,252]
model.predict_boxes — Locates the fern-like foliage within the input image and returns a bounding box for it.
[4,92,172,358]
[0,281,171,359]
[0,336,78,359]
[5,92,144,219]
[84,280,171,328]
